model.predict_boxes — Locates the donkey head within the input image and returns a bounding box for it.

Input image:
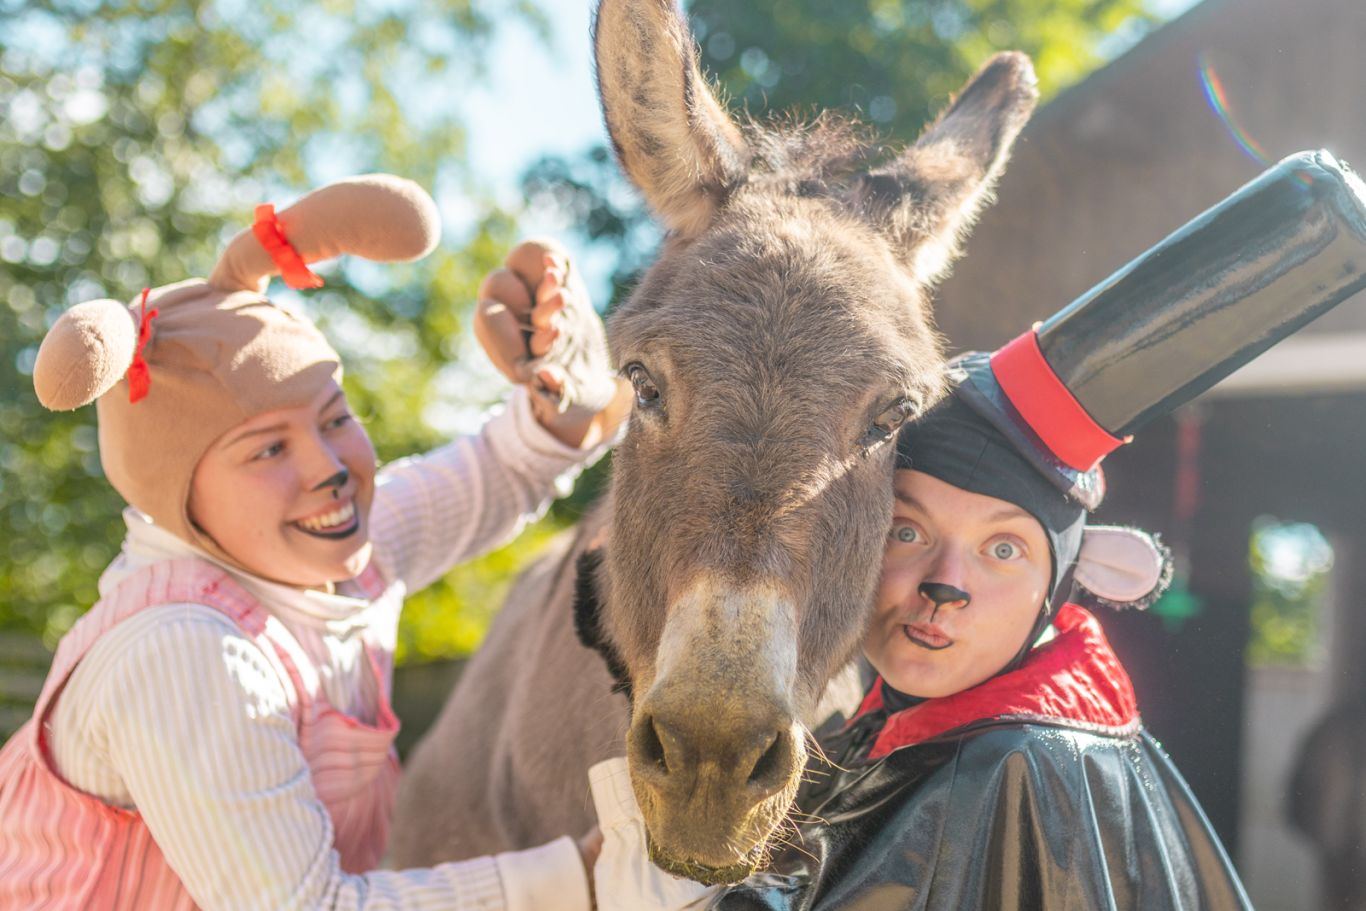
[593,0,1037,883]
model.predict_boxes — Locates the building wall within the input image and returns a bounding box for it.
[1239,654,1337,907]
[935,0,1366,351]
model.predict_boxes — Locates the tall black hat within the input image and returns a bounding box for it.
[901,149,1366,613]
[970,149,1366,502]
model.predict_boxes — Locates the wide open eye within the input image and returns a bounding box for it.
[990,540,1023,561]
[624,363,662,410]
[858,397,917,452]
[891,524,921,544]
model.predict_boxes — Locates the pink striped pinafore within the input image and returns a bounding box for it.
[0,557,402,909]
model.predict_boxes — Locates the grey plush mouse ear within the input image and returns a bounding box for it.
[1073,526,1173,610]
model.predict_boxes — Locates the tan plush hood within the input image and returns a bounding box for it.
[33,174,440,567]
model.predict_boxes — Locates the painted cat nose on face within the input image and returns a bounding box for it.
[311,468,349,494]
[919,581,971,609]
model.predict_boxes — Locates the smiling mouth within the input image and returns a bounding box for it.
[291,501,360,540]
[904,623,953,651]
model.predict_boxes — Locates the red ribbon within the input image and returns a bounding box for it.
[989,330,1124,472]
[127,287,159,404]
[251,203,324,290]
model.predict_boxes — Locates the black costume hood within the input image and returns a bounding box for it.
[941,149,1366,502]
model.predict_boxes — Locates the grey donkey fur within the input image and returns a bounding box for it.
[391,0,1037,875]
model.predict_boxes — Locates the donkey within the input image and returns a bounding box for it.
[391,0,1038,883]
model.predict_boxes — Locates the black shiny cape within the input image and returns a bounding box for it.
[715,720,1250,910]
[713,607,1252,911]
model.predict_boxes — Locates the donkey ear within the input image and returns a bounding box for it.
[850,52,1038,283]
[593,0,749,239]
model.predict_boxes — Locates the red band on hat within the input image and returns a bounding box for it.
[989,331,1123,471]
[252,204,324,290]
[127,287,159,404]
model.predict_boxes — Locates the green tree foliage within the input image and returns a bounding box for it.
[0,0,545,651]
[1246,519,1334,667]
[688,0,1152,139]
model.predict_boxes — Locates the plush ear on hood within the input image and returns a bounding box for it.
[34,173,440,415]
[208,173,441,293]
[33,298,140,411]
[1073,525,1173,610]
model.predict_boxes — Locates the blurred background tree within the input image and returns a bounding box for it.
[1,0,1163,663]
[1246,518,1334,668]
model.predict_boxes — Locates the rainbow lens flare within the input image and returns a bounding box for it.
[1197,52,1271,166]
[1198,52,1312,187]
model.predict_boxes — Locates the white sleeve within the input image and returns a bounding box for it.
[590,759,722,911]
[369,386,613,592]
[87,607,590,911]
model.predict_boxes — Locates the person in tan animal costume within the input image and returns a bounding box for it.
[0,173,628,911]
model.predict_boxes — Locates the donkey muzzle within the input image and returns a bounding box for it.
[626,579,805,874]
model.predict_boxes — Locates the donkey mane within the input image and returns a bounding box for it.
[741,112,883,191]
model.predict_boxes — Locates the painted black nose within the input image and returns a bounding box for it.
[919,582,971,608]
[313,469,349,494]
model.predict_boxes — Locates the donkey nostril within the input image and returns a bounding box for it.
[640,716,668,773]
[748,730,787,787]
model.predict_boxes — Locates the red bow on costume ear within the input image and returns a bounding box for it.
[252,203,324,290]
[127,287,158,404]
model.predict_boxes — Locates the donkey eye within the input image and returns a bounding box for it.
[624,363,662,409]
[873,398,917,434]
[859,397,917,451]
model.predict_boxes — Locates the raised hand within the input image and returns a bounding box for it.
[475,239,630,448]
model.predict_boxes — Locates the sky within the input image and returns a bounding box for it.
[461,2,605,216]
[461,0,1205,223]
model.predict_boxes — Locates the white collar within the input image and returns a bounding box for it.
[102,508,376,634]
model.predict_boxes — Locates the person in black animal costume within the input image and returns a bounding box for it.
[586,151,1366,910]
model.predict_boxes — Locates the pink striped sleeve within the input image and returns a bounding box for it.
[369,386,613,593]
